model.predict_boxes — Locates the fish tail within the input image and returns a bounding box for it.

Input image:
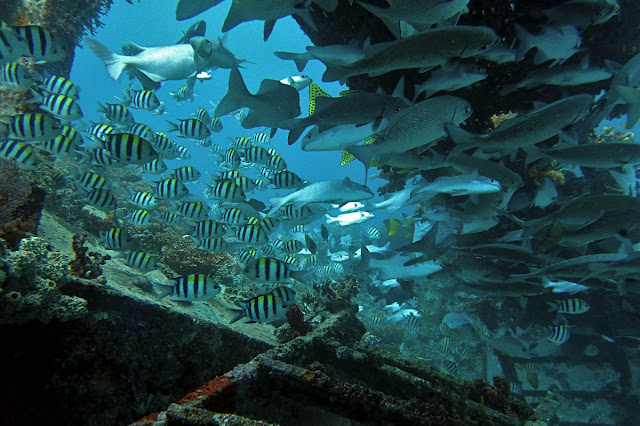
[322,65,348,84]
[513,24,532,62]
[274,51,309,72]
[546,301,558,312]
[215,67,251,117]
[229,308,246,324]
[165,119,179,133]
[85,38,127,80]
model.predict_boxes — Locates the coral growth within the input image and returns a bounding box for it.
[0,237,87,324]
[529,162,566,186]
[68,234,110,279]
[490,111,519,128]
[286,304,312,338]
[0,160,31,226]
[472,376,518,420]
[302,275,361,314]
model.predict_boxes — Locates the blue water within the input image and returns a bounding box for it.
[70,0,384,215]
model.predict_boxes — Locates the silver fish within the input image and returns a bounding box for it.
[514,24,582,67]
[323,25,499,83]
[446,94,593,155]
[414,64,487,100]
[357,0,470,38]
[274,44,365,71]
[543,0,619,29]
[267,177,373,216]
[86,37,216,82]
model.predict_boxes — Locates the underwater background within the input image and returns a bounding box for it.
[1,0,640,425]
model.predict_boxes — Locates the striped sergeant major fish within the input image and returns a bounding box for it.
[122,87,160,111]
[84,188,118,211]
[33,92,83,120]
[126,122,155,141]
[86,122,114,143]
[2,113,60,141]
[0,24,68,63]
[166,118,211,140]
[103,133,158,164]
[100,228,132,250]
[97,102,135,125]
[209,117,223,133]
[76,171,108,192]
[548,325,570,345]
[39,75,80,99]
[546,298,590,314]
[193,237,228,253]
[206,180,245,202]
[195,107,210,124]
[252,132,270,144]
[142,158,168,174]
[38,135,77,157]
[243,257,307,284]
[124,251,159,271]
[271,170,304,189]
[0,140,37,170]
[229,285,296,324]
[193,219,226,239]
[1,62,35,90]
[235,224,268,244]
[128,191,158,208]
[154,273,221,302]
[126,209,153,228]
[175,201,208,219]
[155,178,189,199]
[171,165,201,182]
[60,125,84,146]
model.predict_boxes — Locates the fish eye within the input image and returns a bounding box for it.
[480,45,489,50]
[464,107,472,114]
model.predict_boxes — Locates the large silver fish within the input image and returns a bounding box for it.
[347,95,471,164]
[357,0,470,38]
[446,94,593,155]
[323,25,499,83]
[85,37,233,83]
[267,177,373,216]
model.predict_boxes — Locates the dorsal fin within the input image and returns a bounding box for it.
[308,83,331,115]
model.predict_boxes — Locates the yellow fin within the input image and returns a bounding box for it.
[397,168,414,174]
[339,89,367,97]
[340,150,355,166]
[388,218,400,236]
[309,83,331,116]
[364,134,379,145]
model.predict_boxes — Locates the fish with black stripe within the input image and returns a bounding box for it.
[126,209,153,228]
[171,165,201,182]
[193,237,228,253]
[166,118,211,140]
[76,171,108,192]
[97,102,134,125]
[100,227,132,250]
[34,92,83,120]
[0,140,37,170]
[103,133,158,164]
[193,219,226,239]
[124,251,159,271]
[271,170,304,189]
[142,158,168,174]
[1,62,35,90]
[546,298,590,314]
[206,180,245,202]
[154,273,221,302]
[0,24,67,63]
[155,178,189,199]
[40,75,79,99]
[175,201,208,219]
[2,112,60,141]
[229,286,296,324]
[243,257,306,284]
[84,188,117,211]
[122,87,160,111]
[235,224,268,244]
